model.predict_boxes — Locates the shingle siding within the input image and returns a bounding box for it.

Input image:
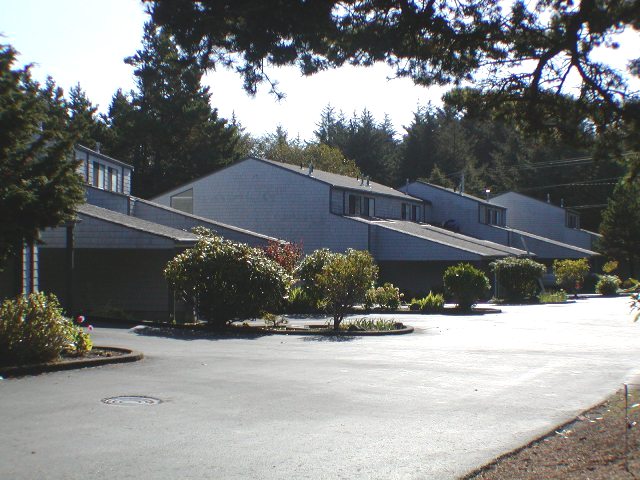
[154,158,370,253]
[491,192,599,250]
[132,200,273,247]
[40,216,177,249]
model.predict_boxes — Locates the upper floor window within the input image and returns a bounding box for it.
[402,203,420,221]
[348,194,374,217]
[92,161,105,189]
[107,167,119,192]
[566,212,579,229]
[479,205,505,226]
[170,188,193,214]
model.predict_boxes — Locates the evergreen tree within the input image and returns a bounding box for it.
[599,181,640,277]
[425,165,455,189]
[399,105,439,182]
[67,83,108,150]
[104,22,243,198]
[252,127,361,176]
[0,44,84,266]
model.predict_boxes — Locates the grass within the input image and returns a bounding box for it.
[538,290,568,304]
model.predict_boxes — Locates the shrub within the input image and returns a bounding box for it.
[164,228,291,327]
[0,293,91,367]
[286,287,318,313]
[443,263,490,311]
[553,258,590,296]
[602,260,619,274]
[295,249,337,307]
[316,249,378,330]
[538,290,568,304]
[490,257,545,302]
[622,278,639,291]
[410,292,445,313]
[364,283,402,311]
[595,275,621,296]
[262,240,303,274]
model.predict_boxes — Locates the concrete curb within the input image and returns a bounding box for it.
[0,347,143,378]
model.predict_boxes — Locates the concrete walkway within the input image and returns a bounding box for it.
[1,296,639,479]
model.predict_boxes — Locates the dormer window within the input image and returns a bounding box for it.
[92,161,105,189]
[107,167,119,192]
[347,194,374,217]
[566,212,579,229]
[479,204,505,226]
[402,203,420,221]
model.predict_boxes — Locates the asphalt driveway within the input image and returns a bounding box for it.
[1,296,639,479]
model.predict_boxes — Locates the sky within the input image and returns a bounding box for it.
[1,0,637,141]
[0,0,444,141]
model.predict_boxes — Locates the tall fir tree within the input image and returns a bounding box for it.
[67,83,108,150]
[598,180,640,277]
[103,22,243,198]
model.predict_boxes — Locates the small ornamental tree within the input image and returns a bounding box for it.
[443,263,490,310]
[553,258,590,297]
[490,257,546,302]
[295,248,338,308]
[164,228,290,327]
[262,240,303,274]
[316,249,378,330]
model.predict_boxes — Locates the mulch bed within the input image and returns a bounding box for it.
[0,346,142,378]
[464,388,640,479]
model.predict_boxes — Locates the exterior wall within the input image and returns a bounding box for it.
[85,186,130,214]
[39,248,184,321]
[154,159,369,253]
[491,192,596,250]
[40,216,176,250]
[74,147,132,195]
[330,187,423,220]
[132,200,272,247]
[403,182,505,234]
[377,260,489,297]
[369,225,482,262]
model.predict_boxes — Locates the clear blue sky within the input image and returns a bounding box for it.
[1,1,637,141]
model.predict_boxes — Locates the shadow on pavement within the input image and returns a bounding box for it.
[130,325,268,341]
[301,335,360,343]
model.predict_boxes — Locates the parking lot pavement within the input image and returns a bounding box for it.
[1,296,639,479]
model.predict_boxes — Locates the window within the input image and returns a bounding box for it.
[92,161,105,189]
[107,167,118,192]
[479,205,505,226]
[402,203,419,221]
[170,188,193,214]
[566,212,579,229]
[348,194,361,215]
[348,194,374,217]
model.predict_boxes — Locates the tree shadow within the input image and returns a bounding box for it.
[130,325,268,341]
[301,334,360,342]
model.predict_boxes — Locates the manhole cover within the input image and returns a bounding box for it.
[101,396,162,406]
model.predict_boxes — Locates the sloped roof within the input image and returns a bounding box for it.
[350,217,527,257]
[500,226,599,256]
[410,180,505,209]
[132,197,280,242]
[254,157,422,202]
[75,144,134,170]
[77,204,197,244]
